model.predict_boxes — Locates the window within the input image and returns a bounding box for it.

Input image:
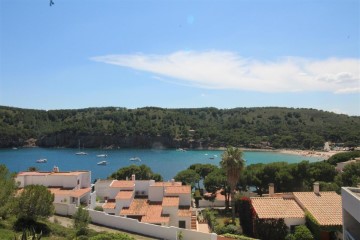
[77,179,80,185]
[179,220,186,229]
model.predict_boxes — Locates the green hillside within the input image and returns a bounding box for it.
[0,106,359,149]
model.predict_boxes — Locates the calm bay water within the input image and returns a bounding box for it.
[0,148,320,182]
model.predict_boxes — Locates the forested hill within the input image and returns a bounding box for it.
[0,106,359,149]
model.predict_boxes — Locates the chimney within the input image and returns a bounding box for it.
[269,183,275,197]
[171,179,175,185]
[313,182,320,195]
[131,174,135,181]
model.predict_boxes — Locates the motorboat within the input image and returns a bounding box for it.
[129,157,141,161]
[97,161,107,165]
[36,158,47,163]
[96,154,107,158]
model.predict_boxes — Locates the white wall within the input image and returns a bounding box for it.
[284,217,305,228]
[149,186,164,202]
[94,180,112,200]
[135,180,151,196]
[342,187,360,240]
[55,204,217,240]
[198,199,226,208]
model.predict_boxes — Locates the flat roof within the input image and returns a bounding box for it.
[17,171,89,177]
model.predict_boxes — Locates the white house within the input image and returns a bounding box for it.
[95,174,194,229]
[342,187,360,240]
[15,166,95,209]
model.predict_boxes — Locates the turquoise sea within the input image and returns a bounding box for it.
[0,148,321,182]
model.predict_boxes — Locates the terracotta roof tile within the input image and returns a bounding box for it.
[120,199,170,224]
[110,180,135,188]
[165,186,191,194]
[153,182,182,186]
[162,197,179,207]
[293,192,342,226]
[116,190,134,200]
[251,197,304,219]
[178,208,192,217]
[120,199,148,216]
[102,202,116,209]
[49,187,91,198]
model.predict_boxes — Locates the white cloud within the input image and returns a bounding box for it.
[91,51,360,93]
[334,87,360,94]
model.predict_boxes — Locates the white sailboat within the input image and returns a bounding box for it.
[75,140,88,155]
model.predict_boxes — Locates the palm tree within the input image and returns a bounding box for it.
[220,146,245,223]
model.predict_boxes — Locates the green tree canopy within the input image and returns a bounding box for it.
[336,162,360,187]
[0,164,17,219]
[109,164,163,182]
[73,206,91,236]
[14,185,54,221]
[174,169,200,188]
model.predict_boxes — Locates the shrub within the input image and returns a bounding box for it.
[254,218,288,240]
[223,233,258,240]
[89,232,135,240]
[293,225,314,240]
[94,206,103,212]
[215,224,241,235]
[237,197,255,237]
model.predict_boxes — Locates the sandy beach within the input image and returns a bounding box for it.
[277,149,341,160]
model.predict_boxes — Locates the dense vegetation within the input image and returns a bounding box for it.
[1,106,359,149]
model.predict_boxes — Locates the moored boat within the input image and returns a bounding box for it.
[97,160,107,165]
[96,154,107,158]
[36,158,47,163]
[129,157,141,161]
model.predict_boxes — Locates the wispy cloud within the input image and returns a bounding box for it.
[91,51,360,93]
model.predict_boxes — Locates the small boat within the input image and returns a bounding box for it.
[209,157,215,160]
[97,160,107,165]
[176,148,186,152]
[75,140,87,155]
[129,157,141,161]
[12,147,18,150]
[36,159,47,163]
[96,154,107,158]
[75,152,88,155]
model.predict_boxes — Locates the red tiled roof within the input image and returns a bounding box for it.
[293,192,342,226]
[162,197,179,207]
[251,197,304,219]
[110,180,135,188]
[116,190,134,200]
[102,202,116,209]
[153,182,182,186]
[178,208,192,217]
[49,187,91,198]
[120,199,170,224]
[165,186,191,194]
[120,199,148,216]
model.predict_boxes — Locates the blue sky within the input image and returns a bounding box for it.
[0,0,359,115]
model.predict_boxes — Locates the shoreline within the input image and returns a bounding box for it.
[276,149,341,160]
